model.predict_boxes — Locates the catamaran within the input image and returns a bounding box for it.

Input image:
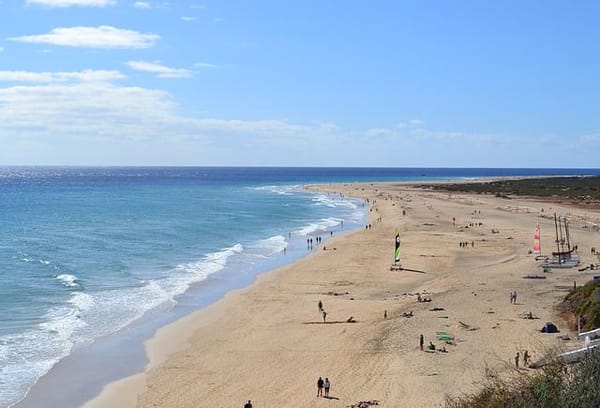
[541,214,580,269]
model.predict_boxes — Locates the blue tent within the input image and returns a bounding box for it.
[541,322,559,333]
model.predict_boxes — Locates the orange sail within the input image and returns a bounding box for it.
[533,222,541,255]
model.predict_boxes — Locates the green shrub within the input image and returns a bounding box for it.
[445,351,600,407]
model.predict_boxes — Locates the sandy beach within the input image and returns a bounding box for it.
[83,182,600,408]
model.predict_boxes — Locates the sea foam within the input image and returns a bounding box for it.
[56,274,79,287]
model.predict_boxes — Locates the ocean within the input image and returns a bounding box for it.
[1,167,599,408]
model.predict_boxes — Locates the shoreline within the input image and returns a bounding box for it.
[72,183,600,406]
[13,190,367,408]
[80,222,364,408]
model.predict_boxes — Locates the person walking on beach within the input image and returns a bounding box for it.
[515,352,520,368]
[317,377,324,397]
[244,400,253,408]
[322,310,327,323]
[324,378,331,397]
[420,334,424,351]
[318,300,323,312]
[523,350,530,367]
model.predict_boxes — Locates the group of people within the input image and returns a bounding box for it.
[307,236,326,250]
[420,334,447,353]
[317,376,331,397]
[515,350,530,368]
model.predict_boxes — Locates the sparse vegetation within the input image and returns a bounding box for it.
[445,350,600,407]
[559,280,600,332]
[418,176,600,202]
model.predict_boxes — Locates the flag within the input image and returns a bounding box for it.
[394,229,401,262]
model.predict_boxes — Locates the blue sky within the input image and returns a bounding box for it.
[0,1,599,167]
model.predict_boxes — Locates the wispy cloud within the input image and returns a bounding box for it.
[0,81,596,166]
[27,0,116,7]
[0,82,178,143]
[365,128,394,138]
[194,62,216,68]
[213,17,224,23]
[133,1,150,8]
[127,61,191,78]
[181,16,197,22]
[0,47,4,52]
[396,119,424,129]
[581,133,600,143]
[0,82,322,145]
[9,26,159,49]
[0,69,125,83]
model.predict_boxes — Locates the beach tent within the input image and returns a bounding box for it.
[541,322,559,333]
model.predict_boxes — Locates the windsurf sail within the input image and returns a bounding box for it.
[394,229,401,262]
[533,221,541,255]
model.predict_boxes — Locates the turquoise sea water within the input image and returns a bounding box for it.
[1,167,599,407]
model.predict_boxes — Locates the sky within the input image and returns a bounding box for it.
[0,0,599,167]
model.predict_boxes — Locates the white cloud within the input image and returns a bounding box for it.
[396,119,424,129]
[181,16,196,22]
[0,82,324,147]
[9,26,159,49]
[0,47,4,52]
[127,61,191,78]
[27,0,115,7]
[0,69,125,83]
[194,62,216,68]
[0,82,176,144]
[213,17,224,23]
[0,82,596,167]
[133,1,150,8]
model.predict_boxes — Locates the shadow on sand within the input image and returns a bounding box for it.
[302,321,358,325]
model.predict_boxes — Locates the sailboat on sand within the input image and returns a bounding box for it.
[390,229,426,273]
[541,214,580,269]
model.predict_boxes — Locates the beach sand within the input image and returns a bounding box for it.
[83,183,600,408]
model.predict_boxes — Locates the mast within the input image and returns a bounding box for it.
[554,213,560,256]
[564,218,572,254]
[394,229,401,263]
[533,220,541,255]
